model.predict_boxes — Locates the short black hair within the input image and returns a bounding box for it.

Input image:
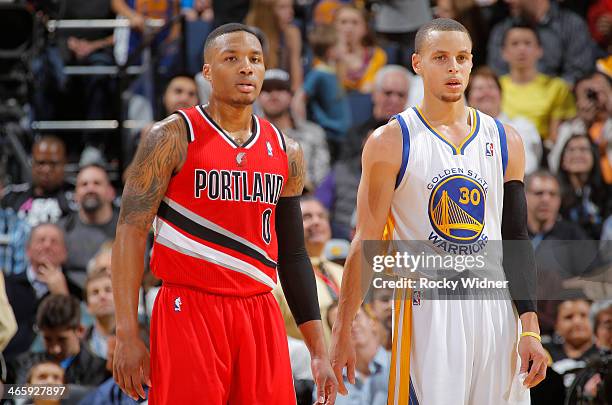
[415,18,471,54]
[36,294,81,331]
[502,20,541,47]
[203,23,262,60]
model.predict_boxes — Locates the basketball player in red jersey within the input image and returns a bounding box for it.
[111,23,338,404]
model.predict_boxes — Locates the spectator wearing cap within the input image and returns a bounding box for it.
[487,0,596,85]
[59,165,118,277]
[467,66,542,174]
[498,22,575,142]
[340,65,411,162]
[549,71,612,185]
[259,69,330,188]
[273,196,343,343]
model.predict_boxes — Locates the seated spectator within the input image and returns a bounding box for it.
[544,298,598,387]
[434,0,489,67]
[0,272,17,351]
[132,73,200,161]
[499,22,576,142]
[26,359,64,405]
[466,66,542,174]
[83,269,115,360]
[557,133,611,239]
[323,302,390,405]
[8,294,108,385]
[366,287,393,351]
[273,196,342,343]
[587,0,612,54]
[111,0,181,72]
[56,0,116,123]
[334,5,387,93]
[0,206,30,275]
[488,0,596,85]
[59,165,118,276]
[524,171,596,334]
[1,136,73,227]
[181,0,213,22]
[550,71,612,184]
[4,223,73,359]
[340,65,410,161]
[374,0,431,68]
[78,327,149,404]
[87,241,113,275]
[592,300,611,350]
[259,69,330,188]
[299,24,351,160]
[245,0,303,91]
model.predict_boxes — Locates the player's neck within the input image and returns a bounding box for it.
[510,67,538,84]
[205,100,253,134]
[420,95,469,126]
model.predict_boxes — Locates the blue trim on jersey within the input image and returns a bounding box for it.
[412,107,456,154]
[409,378,420,405]
[458,110,480,154]
[495,119,509,175]
[393,114,411,189]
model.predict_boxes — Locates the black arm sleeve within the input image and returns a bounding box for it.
[501,180,538,315]
[275,196,321,325]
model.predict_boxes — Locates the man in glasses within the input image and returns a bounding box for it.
[1,136,73,226]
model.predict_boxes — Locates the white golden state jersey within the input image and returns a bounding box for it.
[387,106,508,259]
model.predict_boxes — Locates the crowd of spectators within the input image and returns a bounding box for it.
[0,0,611,404]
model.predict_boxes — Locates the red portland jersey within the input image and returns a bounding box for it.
[150,105,288,296]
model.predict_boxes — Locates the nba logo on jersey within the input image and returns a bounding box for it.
[485,142,494,157]
[266,141,273,157]
[412,290,421,306]
[174,297,182,312]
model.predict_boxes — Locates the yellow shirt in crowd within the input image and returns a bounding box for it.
[500,73,576,140]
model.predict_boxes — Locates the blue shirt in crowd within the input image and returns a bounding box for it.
[315,347,391,405]
[303,64,352,141]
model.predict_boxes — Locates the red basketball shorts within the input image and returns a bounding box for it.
[149,283,297,404]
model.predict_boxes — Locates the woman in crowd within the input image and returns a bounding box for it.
[557,133,611,239]
[334,5,386,93]
[246,0,303,91]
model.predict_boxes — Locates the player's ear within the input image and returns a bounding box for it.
[202,63,212,82]
[412,53,422,75]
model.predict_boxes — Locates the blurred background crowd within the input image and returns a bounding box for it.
[0,0,610,404]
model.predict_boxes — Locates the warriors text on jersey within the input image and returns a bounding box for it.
[150,105,288,296]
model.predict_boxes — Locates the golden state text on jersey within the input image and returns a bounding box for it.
[386,107,509,257]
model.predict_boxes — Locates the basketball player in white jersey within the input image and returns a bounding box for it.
[329,19,548,404]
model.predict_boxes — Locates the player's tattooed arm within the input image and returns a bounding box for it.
[118,115,188,231]
[280,136,306,197]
